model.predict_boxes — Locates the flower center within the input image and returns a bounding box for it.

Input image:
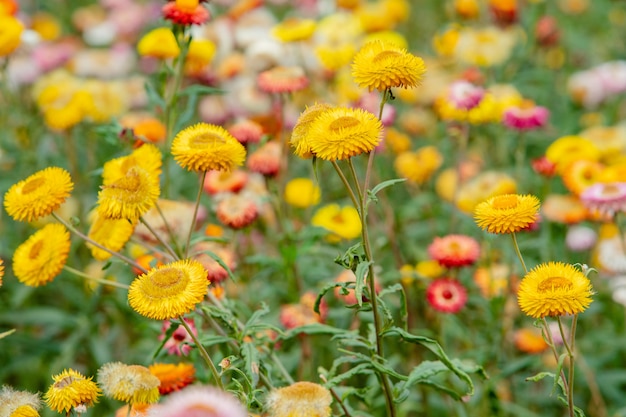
[442,289,454,300]
[492,195,518,210]
[329,117,360,131]
[372,50,402,63]
[600,183,621,197]
[332,213,345,224]
[29,240,44,259]
[22,177,46,194]
[537,276,573,293]
[54,375,78,389]
[191,132,225,148]
[175,0,199,11]
[145,267,189,297]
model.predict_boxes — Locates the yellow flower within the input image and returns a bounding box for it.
[87,211,137,261]
[0,15,23,57]
[351,40,426,92]
[0,386,41,417]
[102,144,162,186]
[394,146,443,184]
[4,167,73,223]
[416,260,445,279]
[13,224,71,287]
[128,259,209,320]
[137,27,180,59]
[312,204,361,241]
[267,381,332,417]
[384,128,411,154]
[185,39,217,76]
[433,24,461,58]
[517,262,594,318]
[453,26,518,67]
[561,160,603,196]
[30,12,61,41]
[171,123,246,172]
[545,135,601,174]
[474,194,540,234]
[284,178,321,208]
[290,103,334,159]
[98,362,160,404]
[364,30,408,50]
[314,44,356,71]
[45,369,101,413]
[456,171,517,213]
[97,166,160,221]
[148,363,195,394]
[272,17,316,42]
[11,405,39,417]
[306,107,382,161]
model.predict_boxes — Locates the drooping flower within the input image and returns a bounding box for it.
[426,278,468,313]
[290,103,334,159]
[0,386,41,417]
[146,385,247,417]
[267,382,332,417]
[0,15,23,57]
[97,166,160,221]
[98,362,160,405]
[428,234,480,268]
[517,262,594,318]
[87,211,137,261]
[162,0,210,26]
[216,194,258,229]
[137,27,180,59]
[580,182,626,217]
[257,66,309,94]
[160,319,197,356]
[128,259,209,320]
[474,194,541,234]
[171,123,246,172]
[351,40,426,92]
[13,223,71,287]
[102,144,162,186]
[44,369,101,413]
[284,178,321,208]
[148,363,196,395]
[4,167,73,223]
[312,204,361,241]
[272,17,316,42]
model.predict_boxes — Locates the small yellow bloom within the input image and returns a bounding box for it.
[474,194,540,234]
[45,369,101,413]
[545,135,601,174]
[98,362,160,404]
[87,211,137,261]
[284,178,321,208]
[137,27,180,59]
[267,381,332,417]
[433,25,461,58]
[518,262,594,318]
[185,39,217,76]
[456,171,517,213]
[272,17,316,42]
[314,44,356,71]
[97,166,160,221]
[394,146,443,184]
[0,15,23,57]
[290,103,334,159]
[416,260,445,279]
[102,144,162,186]
[312,204,361,241]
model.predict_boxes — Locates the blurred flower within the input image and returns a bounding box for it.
[474,194,540,234]
[351,40,426,92]
[162,0,210,26]
[561,160,604,196]
[203,170,248,195]
[609,276,626,306]
[148,363,196,395]
[535,15,560,47]
[171,123,246,172]
[306,107,382,161]
[0,15,23,57]
[98,362,160,404]
[192,241,236,284]
[185,39,217,77]
[258,66,309,94]
[315,43,356,71]
[133,254,164,276]
[541,194,588,224]
[596,237,626,274]
[502,101,550,130]
[115,404,152,417]
[394,147,443,185]
[428,234,480,268]
[454,0,480,19]
[228,119,264,145]
[160,319,197,356]
[447,80,485,110]
[137,27,180,59]
[558,0,589,14]
[456,171,517,213]
[280,293,326,329]
[290,103,333,159]
[97,166,160,221]
[489,0,518,25]
[135,199,207,246]
[272,17,316,42]
[13,224,70,287]
[216,194,259,229]
[473,263,510,298]
[334,269,380,304]
[426,278,468,313]
[102,144,162,185]
[517,262,594,318]
[129,118,167,147]
[4,167,73,223]
[0,386,41,417]
[453,26,518,67]
[355,91,396,126]
[383,128,411,154]
[87,211,136,261]
[416,260,445,279]
[580,124,626,160]
[128,260,209,320]
[312,204,361,241]
[247,141,282,177]
[531,156,557,178]
[147,385,247,417]
[580,182,626,217]
[432,24,461,58]
[267,382,332,417]
[0,0,18,15]
[435,91,503,124]
[514,328,548,354]
[45,369,101,414]
[284,178,321,208]
[567,61,626,109]
[565,225,597,252]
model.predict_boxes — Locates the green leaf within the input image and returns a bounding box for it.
[327,363,374,387]
[334,242,365,272]
[241,342,260,388]
[178,84,225,96]
[369,178,406,198]
[280,323,353,340]
[379,283,408,330]
[242,303,270,336]
[151,321,180,359]
[144,80,166,109]
[314,281,354,314]
[198,335,235,346]
[354,260,373,307]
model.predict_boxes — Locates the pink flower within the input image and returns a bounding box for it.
[147,385,247,417]
[160,319,197,356]
[502,103,549,131]
[427,234,480,268]
[426,278,468,314]
[447,80,485,110]
[580,182,626,217]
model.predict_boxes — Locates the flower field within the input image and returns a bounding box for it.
[2,0,626,416]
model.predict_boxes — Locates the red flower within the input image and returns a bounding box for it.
[427,234,480,268]
[426,278,468,313]
[162,0,210,26]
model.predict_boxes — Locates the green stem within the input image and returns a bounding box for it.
[184,170,208,258]
[63,265,129,290]
[510,232,528,274]
[541,318,570,406]
[180,315,224,389]
[154,201,184,258]
[330,161,360,211]
[558,315,577,417]
[346,158,364,205]
[321,374,354,417]
[139,216,179,260]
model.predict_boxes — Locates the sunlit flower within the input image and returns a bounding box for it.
[426,278,468,313]
[137,27,180,59]
[284,178,321,208]
[290,103,333,159]
[428,235,480,268]
[351,40,426,92]
[0,15,23,57]
[257,66,309,94]
[162,0,210,26]
[394,147,443,185]
[147,385,247,417]
[267,382,332,417]
[171,123,246,172]
[45,369,101,413]
[312,204,361,241]
[98,362,160,405]
[13,224,71,287]
[0,386,41,417]
[87,211,136,261]
[272,17,316,42]
[580,182,626,217]
[517,262,594,318]
[474,194,540,234]
[247,141,282,177]
[4,167,73,223]
[216,194,258,229]
[160,319,197,356]
[545,135,601,174]
[203,170,248,195]
[129,260,209,320]
[148,363,195,395]
[514,328,548,354]
[97,166,160,221]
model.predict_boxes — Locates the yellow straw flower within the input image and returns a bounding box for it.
[0,386,41,417]
[394,146,443,184]
[351,40,426,92]
[44,369,101,413]
[128,259,209,320]
[87,211,137,261]
[97,166,160,221]
[306,107,382,161]
[272,17,316,42]
[545,135,601,174]
[102,144,162,186]
[315,43,356,71]
[98,362,160,404]
[284,178,321,208]
[10,405,40,417]
[185,39,217,76]
[290,103,334,159]
[171,123,246,172]
[517,262,594,318]
[0,15,23,57]
[312,204,361,241]
[13,223,71,287]
[474,194,540,234]
[267,381,332,417]
[137,27,180,59]
[4,167,73,223]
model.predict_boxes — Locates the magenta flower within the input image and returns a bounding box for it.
[502,103,549,131]
[160,319,197,356]
[447,80,485,110]
[580,182,626,217]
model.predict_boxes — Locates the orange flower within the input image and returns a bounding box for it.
[149,363,196,395]
[514,328,548,354]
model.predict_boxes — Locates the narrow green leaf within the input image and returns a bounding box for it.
[178,84,225,96]
[354,260,373,307]
[369,178,406,197]
[198,335,235,346]
[241,342,260,388]
[327,363,373,387]
[242,303,270,336]
[280,323,353,340]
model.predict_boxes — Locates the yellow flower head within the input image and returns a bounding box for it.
[0,386,41,417]
[272,17,316,42]
[97,166,160,221]
[290,103,334,159]
[0,15,23,57]
[267,381,332,417]
[433,24,461,58]
[172,123,246,172]
[98,362,160,404]
[148,363,195,395]
[4,167,73,223]
[128,259,209,320]
[416,260,445,279]
[561,159,603,196]
[315,43,356,71]
[10,405,40,417]
[284,178,321,208]
[185,39,217,76]
[518,262,594,318]
[545,135,601,174]
[13,223,71,287]
[137,27,180,59]
[351,40,426,92]
[394,146,443,184]
[312,204,361,241]
[44,369,101,413]
[456,171,517,213]
[87,211,137,261]
[102,144,162,186]
[306,106,382,161]
[474,194,540,234]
